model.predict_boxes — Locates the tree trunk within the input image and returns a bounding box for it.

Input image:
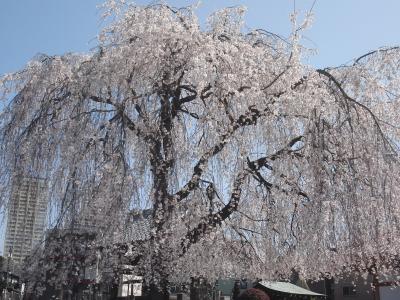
[149,239,170,300]
[149,279,169,300]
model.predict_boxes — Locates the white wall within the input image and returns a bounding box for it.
[380,286,400,300]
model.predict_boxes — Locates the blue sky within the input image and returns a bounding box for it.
[1,0,400,75]
[0,0,400,253]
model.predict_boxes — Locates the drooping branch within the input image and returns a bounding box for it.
[316,68,395,154]
[353,46,400,65]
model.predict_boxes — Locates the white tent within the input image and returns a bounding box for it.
[257,281,325,297]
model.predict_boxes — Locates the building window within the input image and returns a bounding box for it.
[343,285,356,297]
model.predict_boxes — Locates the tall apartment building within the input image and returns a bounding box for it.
[4,176,48,272]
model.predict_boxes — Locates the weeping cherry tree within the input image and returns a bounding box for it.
[1,1,400,297]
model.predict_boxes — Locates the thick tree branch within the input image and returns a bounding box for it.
[181,169,248,255]
[88,95,152,141]
[172,103,275,203]
[248,135,308,200]
[180,136,306,255]
[173,75,308,204]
